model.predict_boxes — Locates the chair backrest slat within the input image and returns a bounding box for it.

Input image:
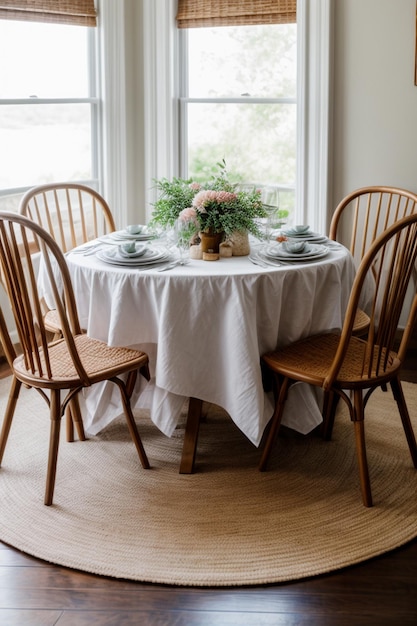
[19,183,116,254]
[53,189,67,249]
[0,222,46,375]
[77,188,88,244]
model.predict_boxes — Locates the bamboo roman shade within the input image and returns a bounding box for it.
[176,0,296,28]
[0,1,96,26]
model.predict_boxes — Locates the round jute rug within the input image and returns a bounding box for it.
[0,377,416,587]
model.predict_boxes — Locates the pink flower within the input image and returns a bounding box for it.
[179,207,198,222]
[215,191,238,203]
[189,182,201,191]
[192,190,237,213]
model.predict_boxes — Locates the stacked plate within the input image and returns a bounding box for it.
[107,226,155,242]
[97,245,172,267]
[261,241,329,263]
[281,225,328,244]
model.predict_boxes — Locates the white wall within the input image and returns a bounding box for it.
[332,0,417,221]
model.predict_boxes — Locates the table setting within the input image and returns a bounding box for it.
[69,220,343,274]
[95,241,172,268]
[70,223,188,270]
[248,223,344,269]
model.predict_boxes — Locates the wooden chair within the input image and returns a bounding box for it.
[259,212,417,507]
[0,212,150,506]
[19,182,116,337]
[19,183,117,441]
[329,186,417,335]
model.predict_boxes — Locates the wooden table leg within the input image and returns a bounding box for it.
[179,397,203,474]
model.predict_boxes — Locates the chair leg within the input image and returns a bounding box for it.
[71,396,86,441]
[65,405,74,442]
[65,395,86,443]
[122,401,150,470]
[139,363,151,382]
[259,375,290,471]
[44,389,62,506]
[125,369,138,397]
[0,376,22,465]
[112,376,150,470]
[390,378,417,468]
[321,389,340,441]
[352,389,373,507]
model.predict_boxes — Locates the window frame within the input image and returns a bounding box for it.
[142,0,333,233]
[0,24,101,204]
[177,23,298,203]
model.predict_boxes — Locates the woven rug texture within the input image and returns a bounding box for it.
[0,378,416,586]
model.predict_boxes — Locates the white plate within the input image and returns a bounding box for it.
[263,243,329,261]
[283,225,311,235]
[97,246,170,266]
[108,229,155,242]
[281,230,328,243]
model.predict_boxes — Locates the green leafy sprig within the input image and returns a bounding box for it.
[149,160,268,239]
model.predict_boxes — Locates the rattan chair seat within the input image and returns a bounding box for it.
[13,334,149,387]
[263,333,400,388]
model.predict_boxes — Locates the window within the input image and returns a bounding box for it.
[0,19,99,211]
[143,0,332,234]
[180,22,297,217]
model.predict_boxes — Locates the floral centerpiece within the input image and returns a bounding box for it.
[149,160,268,242]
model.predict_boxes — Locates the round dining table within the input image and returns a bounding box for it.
[38,238,357,471]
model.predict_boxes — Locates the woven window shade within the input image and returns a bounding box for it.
[176,0,296,28]
[0,1,97,26]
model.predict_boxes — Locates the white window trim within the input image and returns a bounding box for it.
[141,0,333,229]
[142,0,179,215]
[296,0,333,233]
[96,0,129,226]
[99,0,179,225]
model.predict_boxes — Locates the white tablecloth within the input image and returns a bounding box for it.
[38,243,356,446]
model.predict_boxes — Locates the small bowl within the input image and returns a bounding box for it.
[292,225,310,234]
[283,240,307,254]
[125,224,143,235]
[118,243,148,258]
[121,242,137,254]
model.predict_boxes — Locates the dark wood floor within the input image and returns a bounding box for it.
[1,335,417,625]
